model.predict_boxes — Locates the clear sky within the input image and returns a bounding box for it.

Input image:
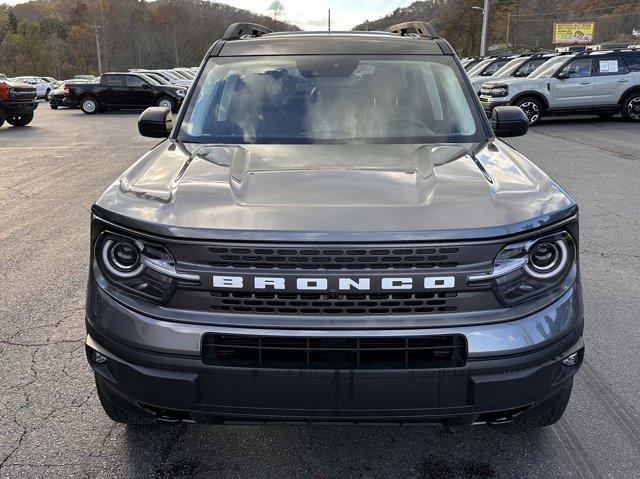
[0,0,416,31]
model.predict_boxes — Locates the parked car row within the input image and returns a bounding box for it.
[462,45,640,125]
[44,67,196,113]
[66,72,189,114]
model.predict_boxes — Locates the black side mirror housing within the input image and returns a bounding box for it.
[491,106,529,138]
[138,107,172,138]
[556,72,570,80]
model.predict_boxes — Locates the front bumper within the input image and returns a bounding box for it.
[85,281,584,424]
[480,97,510,117]
[1,100,38,113]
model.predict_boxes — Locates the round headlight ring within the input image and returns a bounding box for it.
[101,239,144,278]
[524,239,568,279]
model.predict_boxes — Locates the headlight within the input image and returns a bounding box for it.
[468,230,576,307]
[490,86,508,97]
[95,232,198,303]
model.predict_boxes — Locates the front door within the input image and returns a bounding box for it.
[125,75,154,107]
[102,75,127,106]
[549,58,595,110]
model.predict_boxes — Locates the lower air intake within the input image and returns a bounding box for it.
[202,334,467,370]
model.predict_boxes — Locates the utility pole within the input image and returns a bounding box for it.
[92,24,102,75]
[480,0,489,56]
[505,12,511,53]
[328,9,331,32]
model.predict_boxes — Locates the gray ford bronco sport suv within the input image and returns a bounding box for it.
[86,22,584,430]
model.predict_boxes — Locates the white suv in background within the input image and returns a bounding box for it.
[480,50,640,125]
[470,53,558,94]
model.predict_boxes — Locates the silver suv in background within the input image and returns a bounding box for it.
[481,49,640,125]
[467,55,519,79]
[470,53,559,94]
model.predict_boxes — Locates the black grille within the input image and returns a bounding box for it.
[207,246,460,270]
[209,291,459,315]
[9,87,37,99]
[202,333,466,369]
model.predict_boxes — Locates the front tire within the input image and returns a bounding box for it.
[157,96,175,112]
[0,108,5,127]
[81,97,99,114]
[6,111,34,127]
[50,103,58,110]
[95,375,156,426]
[515,96,544,126]
[621,92,640,122]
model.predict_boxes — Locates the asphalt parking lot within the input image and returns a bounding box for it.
[1,104,640,479]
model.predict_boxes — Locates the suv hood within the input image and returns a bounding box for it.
[94,141,576,241]
[483,76,546,88]
[4,80,36,89]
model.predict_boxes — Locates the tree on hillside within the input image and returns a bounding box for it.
[1,0,300,77]
[269,1,284,20]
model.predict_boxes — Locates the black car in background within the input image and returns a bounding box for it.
[49,79,92,109]
[66,72,187,114]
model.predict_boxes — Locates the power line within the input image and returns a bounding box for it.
[510,2,640,17]
[375,0,394,15]
[513,10,640,22]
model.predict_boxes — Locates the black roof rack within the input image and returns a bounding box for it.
[574,48,635,57]
[386,21,439,39]
[222,22,272,41]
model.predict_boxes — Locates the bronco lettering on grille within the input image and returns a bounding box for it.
[213,275,455,291]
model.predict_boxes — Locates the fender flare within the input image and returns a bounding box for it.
[619,85,640,105]
[511,91,550,110]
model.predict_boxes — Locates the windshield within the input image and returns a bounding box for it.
[493,57,528,77]
[466,59,492,76]
[138,74,160,86]
[177,70,195,79]
[477,59,511,76]
[178,55,484,145]
[530,56,572,78]
[161,70,181,80]
[146,73,170,85]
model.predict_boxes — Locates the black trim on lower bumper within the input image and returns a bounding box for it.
[1,101,38,111]
[86,321,583,424]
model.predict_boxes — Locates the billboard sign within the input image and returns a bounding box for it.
[553,22,595,45]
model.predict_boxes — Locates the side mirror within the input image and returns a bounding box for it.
[491,106,529,138]
[556,71,570,80]
[138,107,172,138]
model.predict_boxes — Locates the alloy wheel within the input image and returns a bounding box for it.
[627,98,640,121]
[519,101,540,125]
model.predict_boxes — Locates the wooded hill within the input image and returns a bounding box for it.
[354,0,640,57]
[0,0,298,78]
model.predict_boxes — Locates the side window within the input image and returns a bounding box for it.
[558,58,593,78]
[126,75,147,87]
[105,76,124,86]
[624,54,640,72]
[595,57,629,76]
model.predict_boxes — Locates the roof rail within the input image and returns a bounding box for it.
[386,21,439,39]
[222,22,272,41]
